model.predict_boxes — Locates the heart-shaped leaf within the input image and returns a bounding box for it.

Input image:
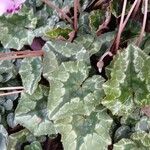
[102,45,150,116]
[0,6,37,49]
[15,85,56,136]
[19,57,42,95]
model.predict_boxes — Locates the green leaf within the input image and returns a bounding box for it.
[114,132,150,150]
[89,10,105,31]
[75,31,115,56]
[45,27,72,39]
[15,85,56,136]
[141,34,150,55]
[42,40,90,65]
[134,116,150,132]
[123,20,141,44]
[55,107,112,150]
[0,60,17,83]
[78,12,91,34]
[110,0,132,17]
[0,125,8,150]
[19,57,42,95]
[24,141,42,150]
[0,6,37,49]
[8,129,30,150]
[42,49,59,81]
[114,125,131,143]
[49,0,74,8]
[102,45,150,116]
[47,61,105,120]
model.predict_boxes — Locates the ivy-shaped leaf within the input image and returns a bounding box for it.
[102,45,150,116]
[114,125,131,143]
[42,41,90,64]
[0,60,17,83]
[141,34,150,55]
[42,49,59,81]
[45,27,72,39]
[114,132,150,149]
[8,129,30,150]
[0,125,8,150]
[0,6,37,49]
[134,116,150,132]
[15,85,56,136]
[49,0,74,8]
[19,57,42,95]
[47,61,105,121]
[89,10,105,31]
[110,0,132,17]
[24,141,42,150]
[55,107,112,150]
[75,31,115,56]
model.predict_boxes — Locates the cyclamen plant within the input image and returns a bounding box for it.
[0,0,25,15]
[0,0,150,150]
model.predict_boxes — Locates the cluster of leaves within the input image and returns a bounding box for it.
[0,0,150,150]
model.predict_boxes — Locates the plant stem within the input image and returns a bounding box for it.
[136,0,148,46]
[0,87,24,91]
[96,11,111,36]
[0,90,24,97]
[121,0,139,31]
[116,0,127,50]
[0,50,44,61]
[132,0,141,18]
[74,0,79,32]
[41,0,73,24]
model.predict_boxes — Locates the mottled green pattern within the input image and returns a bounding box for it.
[15,86,56,136]
[19,57,42,95]
[102,45,150,116]
[0,6,37,49]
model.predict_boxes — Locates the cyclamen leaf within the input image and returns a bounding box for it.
[114,132,150,150]
[0,60,17,83]
[19,57,42,95]
[15,85,56,136]
[114,125,131,143]
[42,49,59,81]
[24,141,42,150]
[8,129,30,150]
[141,34,150,55]
[102,45,150,116]
[42,41,90,65]
[55,107,112,150]
[75,31,115,56]
[135,116,150,132]
[0,6,37,49]
[45,27,72,39]
[89,9,105,32]
[110,0,131,17]
[0,125,8,150]
[49,0,72,8]
[47,61,105,121]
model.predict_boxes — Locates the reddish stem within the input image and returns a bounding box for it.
[96,11,111,36]
[0,50,44,61]
[132,0,141,18]
[121,0,139,31]
[0,90,24,97]
[116,0,127,50]
[136,0,148,46]
[74,0,79,32]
